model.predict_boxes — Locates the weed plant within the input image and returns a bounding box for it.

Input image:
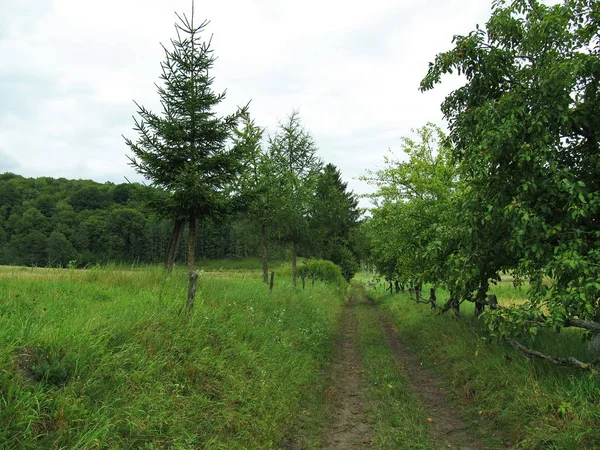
[0,265,343,449]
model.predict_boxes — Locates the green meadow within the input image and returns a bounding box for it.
[0,265,343,449]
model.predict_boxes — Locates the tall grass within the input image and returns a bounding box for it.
[0,265,343,448]
[364,283,600,449]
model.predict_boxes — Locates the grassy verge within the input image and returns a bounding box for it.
[351,286,434,449]
[364,284,600,449]
[1,265,342,449]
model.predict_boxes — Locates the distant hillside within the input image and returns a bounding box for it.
[0,173,259,267]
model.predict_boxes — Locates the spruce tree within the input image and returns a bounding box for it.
[124,3,247,316]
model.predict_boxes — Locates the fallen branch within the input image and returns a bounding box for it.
[565,318,600,333]
[512,341,600,372]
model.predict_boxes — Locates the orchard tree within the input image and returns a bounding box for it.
[268,111,322,287]
[125,4,247,316]
[422,0,600,368]
[363,124,460,301]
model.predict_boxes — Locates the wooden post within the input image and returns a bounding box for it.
[302,275,306,289]
[291,242,297,288]
[269,271,275,292]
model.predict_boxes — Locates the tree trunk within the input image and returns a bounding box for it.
[187,217,196,272]
[474,282,488,318]
[185,216,197,317]
[260,222,268,284]
[451,298,461,317]
[429,287,437,309]
[269,271,275,292]
[291,242,297,288]
[165,218,185,272]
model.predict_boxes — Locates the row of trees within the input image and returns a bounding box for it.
[122,5,363,314]
[365,0,599,369]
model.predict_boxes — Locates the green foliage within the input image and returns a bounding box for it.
[268,111,323,284]
[370,289,600,449]
[297,258,346,287]
[308,163,361,281]
[46,231,79,267]
[125,10,247,223]
[0,174,292,267]
[420,0,600,350]
[362,123,461,290]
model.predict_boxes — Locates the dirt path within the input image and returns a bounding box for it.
[374,306,487,450]
[321,290,486,449]
[323,294,374,449]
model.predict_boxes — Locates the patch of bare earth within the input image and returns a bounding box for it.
[323,295,373,449]
[374,307,488,450]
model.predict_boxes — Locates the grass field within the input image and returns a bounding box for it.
[363,281,600,449]
[0,265,344,449]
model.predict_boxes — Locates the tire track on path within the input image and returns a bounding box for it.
[323,294,374,449]
[371,298,488,450]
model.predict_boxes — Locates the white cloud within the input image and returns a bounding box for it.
[0,0,493,192]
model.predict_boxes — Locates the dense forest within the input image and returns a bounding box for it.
[0,166,363,277]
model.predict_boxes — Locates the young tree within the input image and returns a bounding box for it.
[125,4,247,316]
[421,0,600,368]
[232,113,282,284]
[268,111,322,287]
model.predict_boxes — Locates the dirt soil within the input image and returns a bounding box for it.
[321,291,488,449]
[323,294,374,449]
[375,308,487,449]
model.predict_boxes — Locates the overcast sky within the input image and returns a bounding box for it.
[0,0,494,200]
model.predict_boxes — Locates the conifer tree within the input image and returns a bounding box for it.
[268,111,322,287]
[125,3,247,316]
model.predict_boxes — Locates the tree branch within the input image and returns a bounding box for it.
[512,341,600,372]
[565,318,600,333]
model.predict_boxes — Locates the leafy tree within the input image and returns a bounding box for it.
[106,208,146,261]
[124,4,247,315]
[268,111,322,287]
[68,185,109,212]
[363,124,459,299]
[421,0,600,368]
